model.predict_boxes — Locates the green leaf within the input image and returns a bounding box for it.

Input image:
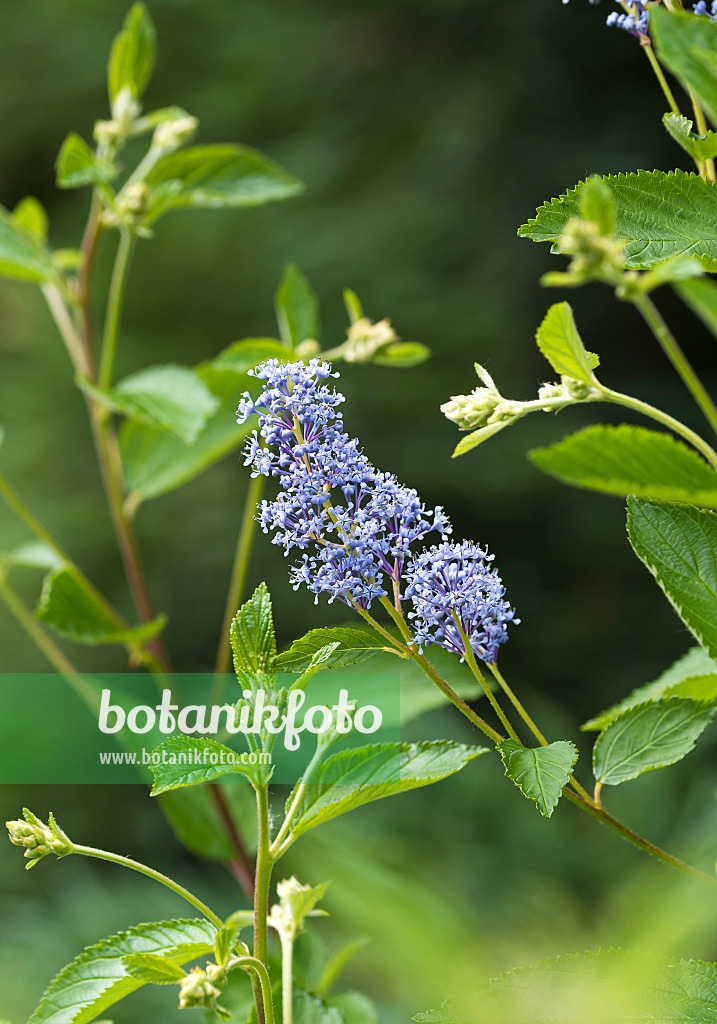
[593,697,716,786]
[214,926,238,965]
[529,425,717,506]
[535,302,599,382]
[371,342,432,368]
[663,112,717,162]
[583,645,717,730]
[627,497,717,660]
[276,628,387,673]
[285,741,486,841]
[144,144,304,214]
[0,204,58,283]
[35,563,166,647]
[81,365,219,445]
[653,8,717,128]
[119,356,256,503]
[107,2,156,105]
[327,992,378,1024]
[675,275,717,341]
[579,175,616,236]
[224,909,255,931]
[343,288,364,325]
[149,736,258,795]
[316,938,371,997]
[122,952,186,984]
[158,784,257,862]
[499,740,578,818]
[519,170,717,271]
[452,420,515,458]
[0,540,62,572]
[56,134,116,189]
[230,583,277,688]
[275,264,319,347]
[210,337,288,375]
[13,197,48,242]
[27,918,215,1024]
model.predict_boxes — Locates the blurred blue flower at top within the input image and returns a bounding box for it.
[694,1,717,18]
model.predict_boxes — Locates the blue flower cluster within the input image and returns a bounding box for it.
[564,0,717,38]
[694,0,717,18]
[404,542,518,664]
[237,360,517,662]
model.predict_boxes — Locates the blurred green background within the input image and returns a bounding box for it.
[1,0,717,1021]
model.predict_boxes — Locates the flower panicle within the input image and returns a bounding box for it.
[6,808,74,869]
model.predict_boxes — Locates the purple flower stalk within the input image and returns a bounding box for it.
[404,541,518,664]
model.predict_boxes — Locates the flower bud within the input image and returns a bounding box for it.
[440,388,501,431]
[153,116,199,152]
[558,217,625,281]
[295,339,321,359]
[178,966,223,1010]
[342,317,396,363]
[6,809,73,869]
[111,87,142,135]
[537,382,568,402]
[560,375,600,401]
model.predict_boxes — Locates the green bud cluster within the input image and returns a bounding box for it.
[558,218,626,281]
[6,809,74,870]
[178,963,226,1011]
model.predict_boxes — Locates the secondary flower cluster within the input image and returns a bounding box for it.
[237,359,518,663]
[563,0,717,38]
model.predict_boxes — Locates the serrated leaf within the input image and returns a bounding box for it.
[56,134,116,189]
[675,275,717,341]
[26,918,215,1024]
[593,697,716,786]
[13,196,48,242]
[0,205,58,283]
[579,175,616,237]
[284,741,486,842]
[371,342,431,368]
[663,112,717,162]
[122,951,187,984]
[149,736,258,795]
[276,628,387,673]
[0,540,62,571]
[108,2,156,104]
[275,263,319,347]
[530,425,717,506]
[158,784,257,862]
[583,646,717,730]
[82,365,219,445]
[499,740,578,818]
[35,563,166,647]
[653,8,717,128]
[519,170,717,271]
[119,356,256,503]
[214,926,238,965]
[143,144,303,215]
[627,497,717,660]
[535,302,599,382]
[230,583,277,688]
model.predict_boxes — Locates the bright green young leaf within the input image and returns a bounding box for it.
[535,303,599,383]
[230,582,277,689]
[149,736,259,795]
[35,563,166,647]
[56,133,116,189]
[663,112,717,162]
[122,952,187,984]
[224,909,255,932]
[579,175,616,237]
[284,741,486,842]
[583,645,717,730]
[13,197,48,242]
[499,740,578,818]
[210,337,288,375]
[276,628,388,673]
[372,342,431,368]
[519,170,717,271]
[653,8,717,128]
[529,425,717,506]
[275,263,320,347]
[627,497,717,659]
[343,288,364,325]
[119,358,255,504]
[82,365,219,445]
[593,697,716,786]
[0,540,62,572]
[675,275,717,341]
[326,991,378,1024]
[144,144,304,214]
[316,938,372,998]
[452,420,515,458]
[135,105,193,132]
[158,784,257,862]
[639,253,705,293]
[107,2,156,105]
[26,918,215,1024]
[0,205,58,283]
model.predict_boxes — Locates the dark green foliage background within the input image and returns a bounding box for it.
[1,1,717,1022]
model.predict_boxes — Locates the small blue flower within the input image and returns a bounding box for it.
[606,2,650,37]
[404,541,518,664]
[694,0,717,18]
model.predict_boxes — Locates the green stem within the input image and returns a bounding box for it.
[42,285,90,376]
[379,595,411,642]
[77,189,105,375]
[212,473,265,703]
[487,662,548,745]
[253,783,272,1024]
[410,649,504,744]
[642,43,682,119]
[455,622,520,742]
[689,90,717,182]
[632,293,717,440]
[99,228,134,390]
[72,843,224,927]
[280,932,294,1024]
[270,742,326,859]
[231,957,275,1024]
[599,384,717,470]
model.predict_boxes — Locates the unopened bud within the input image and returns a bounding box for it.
[560,375,600,401]
[6,809,73,869]
[441,388,501,431]
[111,87,141,135]
[153,116,199,152]
[559,218,625,280]
[342,317,397,363]
[537,382,568,402]
[178,966,222,1010]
